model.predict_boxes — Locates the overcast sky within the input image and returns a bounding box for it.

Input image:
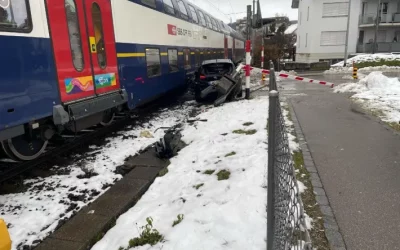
[187,0,298,23]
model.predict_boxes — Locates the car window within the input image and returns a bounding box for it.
[201,63,234,75]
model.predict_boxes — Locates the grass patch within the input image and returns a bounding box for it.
[193,183,204,190]
[120,217,164,250]
[172,214,184,227]
[355,59,400,69]
[293,151,330,249]
[388,122,400,131]
[243,122,254,126]
[233,129,257,135]
[158,168,168,177]
[203,169,215,175]
[225,151,236,157]
[216,170,231,181]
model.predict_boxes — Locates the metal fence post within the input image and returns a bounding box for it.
[267,93,278,250]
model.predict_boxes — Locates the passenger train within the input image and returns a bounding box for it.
[0,0,245,161]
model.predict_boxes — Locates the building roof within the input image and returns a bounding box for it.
[284,23,297,35]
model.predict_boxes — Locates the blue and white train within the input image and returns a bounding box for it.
[0,0,245,161]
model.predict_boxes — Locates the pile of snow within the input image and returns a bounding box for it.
[91,97,270,250]
[325,65,400,75]
[0,104,195,250]
[333,53,400,67]
[334,71,400,122]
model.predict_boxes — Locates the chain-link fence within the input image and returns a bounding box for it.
[267,63,312,250]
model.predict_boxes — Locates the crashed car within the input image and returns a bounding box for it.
[193,59,243,104]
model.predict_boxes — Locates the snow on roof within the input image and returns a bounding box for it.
[333,53,400,67]
[284,23,297,35]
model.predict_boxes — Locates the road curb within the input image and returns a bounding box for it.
[288,99,347,250]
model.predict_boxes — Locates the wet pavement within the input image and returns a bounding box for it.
[278,75,400,250]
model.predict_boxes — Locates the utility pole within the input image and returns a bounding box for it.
[373,0,382,54]
[252,0,256,64]
[343,0,352,67]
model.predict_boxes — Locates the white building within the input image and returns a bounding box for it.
[292,0,400,64]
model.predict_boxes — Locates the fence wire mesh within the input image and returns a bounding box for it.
[267,63,312,250]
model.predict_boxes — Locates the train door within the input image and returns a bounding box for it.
[224,36,228,59]
[46,0,120,103]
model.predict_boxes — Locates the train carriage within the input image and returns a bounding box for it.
[0,0,245,161]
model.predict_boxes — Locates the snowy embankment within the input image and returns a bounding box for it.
[325,54,400,75]
[0,104,195,250]
[334,71,400,123]
[332,53,400,67]
[91,97,270,250]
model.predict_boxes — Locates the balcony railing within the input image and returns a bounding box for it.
[359,13,400,25]
[357,42,400,53]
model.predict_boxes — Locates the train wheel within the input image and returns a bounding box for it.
[100,109,115,126]
[1,135,48,161]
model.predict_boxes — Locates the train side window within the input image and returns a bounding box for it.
[188,5,198,24]
[214,18,221,31]
[91,3,107,68]
[0,0,32,33]
[184,49,191,69]
[197,10,206,27]
[162,0,175,15]
[65,0,84,71]
[176,0,188,20]
[146,48,161,77]
[141,0,156,8]
[168,49,178,72]
[210,18,218,31]
[204,15,213,29]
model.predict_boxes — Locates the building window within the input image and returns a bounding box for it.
[146,48,161,77]
[197,10,207,27]
[0,0,32,32]
[168,49,178,72]
[320,31,346,46]
[188,5,198,23]
[177,0,188,20]
[322,2,349,17]
[184,49,191,69]
[141,0,156,8]
[205,14,213,29]
[91,3,107,68]
[163,0,175,15]
[380,3,388,14]
[65,0,84,71]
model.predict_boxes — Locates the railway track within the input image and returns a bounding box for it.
[0,89,192,184]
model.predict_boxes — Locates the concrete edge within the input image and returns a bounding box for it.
[34,148,169,250]
[287,99,347,250]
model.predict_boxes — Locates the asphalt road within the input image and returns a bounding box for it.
[280,76,400,250]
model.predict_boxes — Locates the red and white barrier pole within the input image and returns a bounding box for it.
[245,40,251,99]
[261,46,264,69]
[261,69,335,88]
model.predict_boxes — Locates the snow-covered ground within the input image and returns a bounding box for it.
[332,53,400,67]
[91,96,269,250]
[334,71,400,123]
[0,104,195,250]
